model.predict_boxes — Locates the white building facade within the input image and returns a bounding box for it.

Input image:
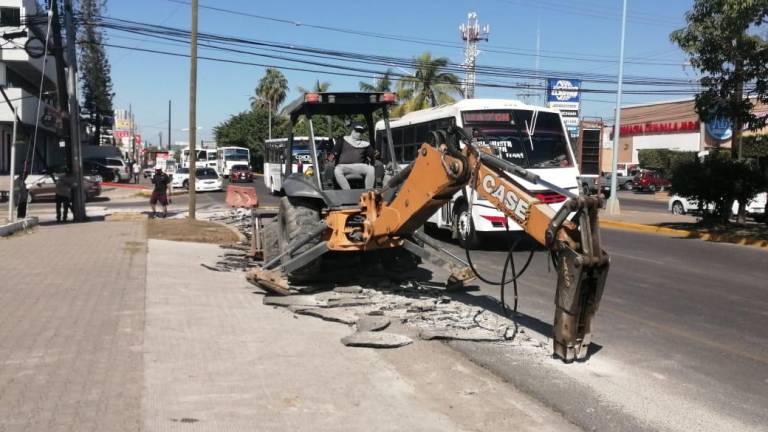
[0,0,63,175]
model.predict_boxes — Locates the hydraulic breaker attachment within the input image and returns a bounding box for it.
[548,196,608,361]
[552,245,608,361]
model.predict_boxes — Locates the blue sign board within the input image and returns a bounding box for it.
[547,79,581,103]
[706,117,732,141]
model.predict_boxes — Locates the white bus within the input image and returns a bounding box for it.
[376,99,580,248]
[263,136,332,194]
[181,147,217,170]
[216,146,251,177]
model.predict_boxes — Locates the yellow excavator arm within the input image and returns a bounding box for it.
[359,129,609,361]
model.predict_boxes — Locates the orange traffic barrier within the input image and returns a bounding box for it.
[225,185,259,208]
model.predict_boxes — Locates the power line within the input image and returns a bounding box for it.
[160,0,689,67]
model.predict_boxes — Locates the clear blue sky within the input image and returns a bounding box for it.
[104,0,695,146]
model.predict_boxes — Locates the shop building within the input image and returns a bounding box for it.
[601,98,768,171]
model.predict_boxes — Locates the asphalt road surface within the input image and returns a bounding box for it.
[426,227,768,431]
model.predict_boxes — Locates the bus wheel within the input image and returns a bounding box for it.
[278,196,322,282]
[453,202,482,249]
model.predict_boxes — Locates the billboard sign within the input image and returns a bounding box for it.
[547,79,581,104]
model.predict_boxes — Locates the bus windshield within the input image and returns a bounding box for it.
[462,110,573,169]
[223,148,249,161]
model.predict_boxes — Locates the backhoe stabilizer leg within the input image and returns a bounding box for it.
[552,245,609,362]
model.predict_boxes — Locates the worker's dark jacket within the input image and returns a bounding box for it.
[332,136,374,165]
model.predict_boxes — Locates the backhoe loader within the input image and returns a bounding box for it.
[247,92,609,362]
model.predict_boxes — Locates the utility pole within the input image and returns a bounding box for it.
[63,0,86,221]
[168,99,172,151]
[459,12,489,99]
[188,0,198,219]
[606,0,628,216]
[128,104,133,159]
[159,131,162,148]
[6,100,17,222]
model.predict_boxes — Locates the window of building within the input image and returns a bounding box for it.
[0,7,21,27]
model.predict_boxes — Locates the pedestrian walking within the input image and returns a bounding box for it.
[133,161,141,184]
[54,169,73,223]
[149,167,171,218]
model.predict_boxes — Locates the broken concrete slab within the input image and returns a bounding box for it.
[419,328,503,342]
[341,332,413,349]
[263,295,323,308]
[295,307,360,325]
[333,285,363,294]
[323,298,378,308]
[287,305,318,313]
[356,316,391,332]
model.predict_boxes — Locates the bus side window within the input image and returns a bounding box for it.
[392,127,405,163]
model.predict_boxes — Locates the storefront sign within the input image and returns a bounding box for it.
[706,117,732,141]
[547,79,581,103]
[620,120,699,136]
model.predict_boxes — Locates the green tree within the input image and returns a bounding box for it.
[298,79,331,94]
[395,53,463,116]
[670,1,768,160]
[78,0,114,146]
[214,104,286,172]
[359,69,394,92]
[251,68,288,112]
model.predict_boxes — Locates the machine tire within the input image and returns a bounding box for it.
[261,218,280,264]
[671,201,685,216]
[278,196,322,281]
[453,202,482,250]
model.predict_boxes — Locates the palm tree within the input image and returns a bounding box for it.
[395,53,463,116]
[298,79,331,94]
[251,68,288,112]
[359,69,394,92]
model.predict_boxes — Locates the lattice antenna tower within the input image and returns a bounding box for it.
[459,12,489,99]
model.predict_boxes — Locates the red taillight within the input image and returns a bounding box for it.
[535,192,567,204]
[304,93,321,103]
[381,92,397,103]
[480,215,508,227]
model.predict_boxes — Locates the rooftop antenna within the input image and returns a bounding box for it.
[459,12,489,99]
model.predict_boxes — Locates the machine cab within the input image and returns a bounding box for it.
[280,92,399,209]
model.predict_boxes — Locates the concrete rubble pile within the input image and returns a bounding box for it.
[206,211,548,350]
[261,281,540,349]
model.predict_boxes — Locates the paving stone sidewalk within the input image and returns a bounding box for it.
[0,220,145,432]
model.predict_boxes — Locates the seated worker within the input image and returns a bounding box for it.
[330,123,375,190]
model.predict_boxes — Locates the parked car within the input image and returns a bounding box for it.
[143,167,155,178]
[170,167,222,192]
[668,193,767,219]
[83,160,119,182]
[632,170,670,193]
[24,171,102,202]
[86,157,131,182]
[171,167,190,189]
[194,167,223,192]
[229,164,253,183]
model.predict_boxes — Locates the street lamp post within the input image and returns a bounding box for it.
[606,0,628,215]
[268,99,272,140]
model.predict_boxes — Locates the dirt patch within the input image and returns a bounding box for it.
[658,221,768,246]
[147,219,239,244]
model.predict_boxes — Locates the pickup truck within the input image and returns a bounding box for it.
[602,171,637,191]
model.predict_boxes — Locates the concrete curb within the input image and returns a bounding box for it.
[0,216,39,237]
[602,219,768,250]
